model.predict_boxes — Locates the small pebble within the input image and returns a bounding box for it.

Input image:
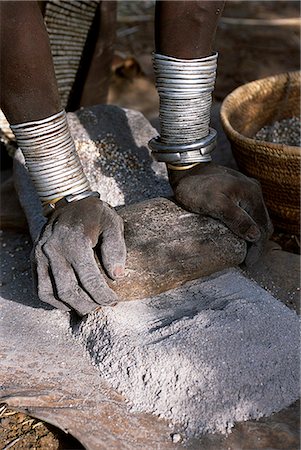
[255,117,300,147]
[171,433,182,443]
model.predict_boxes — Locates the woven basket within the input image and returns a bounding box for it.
[220,71,300,234]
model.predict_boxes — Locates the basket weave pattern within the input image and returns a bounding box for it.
[221,71,300,234]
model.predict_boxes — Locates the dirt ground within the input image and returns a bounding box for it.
[0,404,83,450]
[1,1,300,448]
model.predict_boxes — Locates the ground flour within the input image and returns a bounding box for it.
[75,269,299,438]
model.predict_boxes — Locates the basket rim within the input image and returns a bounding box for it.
[220,71,301,157]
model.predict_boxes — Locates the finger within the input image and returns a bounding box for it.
[240,180,274,237]
[67,247,118,307]
[207,193,261,242]
[42,241,99,316]
[101,211,127,279]
[242,186,273,266]
[32,244,70,311]
[244,201,273,267]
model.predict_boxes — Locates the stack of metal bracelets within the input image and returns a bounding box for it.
[11,110,91,209]
[149,52,218,166]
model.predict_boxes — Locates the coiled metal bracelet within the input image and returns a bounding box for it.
[149,52,218,164]
[11,110,90,205]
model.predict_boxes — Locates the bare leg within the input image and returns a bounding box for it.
[0,1,61,124]
[155,0,225,59]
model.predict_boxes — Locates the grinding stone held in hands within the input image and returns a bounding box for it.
[13,105,256,313]
[100,197,247,301]
[32,196,247,313]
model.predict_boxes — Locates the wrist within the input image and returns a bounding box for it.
[167,161,213,189]
[43,190,100,217]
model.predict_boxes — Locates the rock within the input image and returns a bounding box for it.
[102,197,246,300]
[68,105,172,208]
[245,241,300,313]
[0,231,174,449]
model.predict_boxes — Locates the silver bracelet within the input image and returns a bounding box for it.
[149,52,218,164]
[11,110,90,205]
[43,190,100,217]
[149,128,217,163]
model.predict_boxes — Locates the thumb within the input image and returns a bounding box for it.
[101,214,127,280]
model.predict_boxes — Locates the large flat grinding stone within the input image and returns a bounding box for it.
[1,105,299,447]
[68,105,173,207]
[0,233,174,450]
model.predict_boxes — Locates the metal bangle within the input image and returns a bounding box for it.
[39,180,90,202]
[149,128,217,154]
[11,110,65,130]
[151,151,212,164]
[154,52,218,63]
[43,191,100,217]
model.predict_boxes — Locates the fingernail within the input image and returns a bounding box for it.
[246,225,260,241]
[112,265,125,278]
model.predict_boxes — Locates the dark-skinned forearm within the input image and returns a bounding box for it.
[0,1,61,124]
[155,0,225,59]
[154,1,225,185]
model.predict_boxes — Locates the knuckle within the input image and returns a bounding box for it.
[249,178,262,194]
[250,177,261,187]
[78,269,99,288]
[42,236,61,256]
[32,244,44,264]
[86,277,99,291]
[33,238,43,254]
[58,285,77,300]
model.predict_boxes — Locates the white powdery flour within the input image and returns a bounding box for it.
[75,269,300,437]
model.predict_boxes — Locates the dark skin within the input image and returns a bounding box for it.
[0,1,61,123]
[155,0,272,266]
[0,1,272,315]
[155,0,225,58]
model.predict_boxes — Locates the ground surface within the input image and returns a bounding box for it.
[0,404,83,450]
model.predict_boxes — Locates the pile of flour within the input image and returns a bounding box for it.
[74,269,299,438]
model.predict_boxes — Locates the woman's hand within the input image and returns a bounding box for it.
[32,197,126,316]
[169,163,273,266]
